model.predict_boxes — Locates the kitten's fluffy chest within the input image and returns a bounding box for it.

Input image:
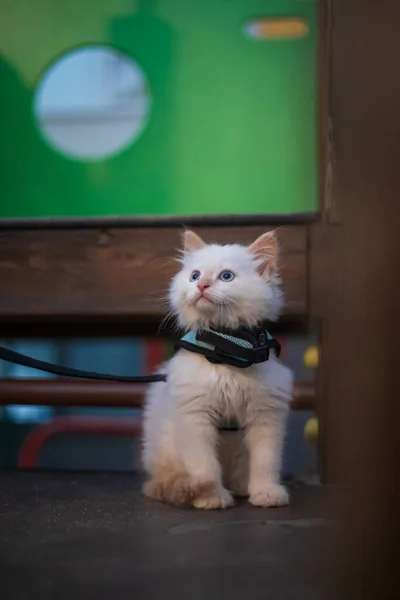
[167,348,293,421]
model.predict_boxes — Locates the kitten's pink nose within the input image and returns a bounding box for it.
[197,283,210,294]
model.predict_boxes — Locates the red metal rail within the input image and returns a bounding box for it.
[18,415,142,469]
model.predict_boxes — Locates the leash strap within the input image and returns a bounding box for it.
[0,346,167,383]
[0,326,280,381]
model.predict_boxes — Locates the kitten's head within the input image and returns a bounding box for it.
[169,230,284,330]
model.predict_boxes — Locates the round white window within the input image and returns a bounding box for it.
[34,46,152,161]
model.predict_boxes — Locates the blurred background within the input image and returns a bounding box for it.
[0,334,318,475]
[2,0,400,598]
[0,0,317,220]
[0,0,319,479]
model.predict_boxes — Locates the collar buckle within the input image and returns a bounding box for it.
[253,332,270,364]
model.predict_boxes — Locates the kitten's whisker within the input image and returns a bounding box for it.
[158,309,182,335]
[152,296,170,306]
[158,311,174,333]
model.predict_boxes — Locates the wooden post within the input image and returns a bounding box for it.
[312,0,400,596]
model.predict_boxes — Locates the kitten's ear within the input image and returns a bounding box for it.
[248,231,278,277]
[182,230,206,253]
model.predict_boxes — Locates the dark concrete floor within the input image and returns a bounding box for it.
[0,472,335,599]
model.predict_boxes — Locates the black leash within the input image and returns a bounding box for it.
[0,346,167,383]
[0,325,279,384]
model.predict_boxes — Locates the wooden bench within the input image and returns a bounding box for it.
[0,224,315,412]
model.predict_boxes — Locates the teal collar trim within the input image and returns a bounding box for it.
[176,326,280,369]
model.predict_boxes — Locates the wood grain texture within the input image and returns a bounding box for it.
[314,1,400,598]
[0,226,307,319]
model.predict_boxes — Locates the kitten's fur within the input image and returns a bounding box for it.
[142,230,293,509]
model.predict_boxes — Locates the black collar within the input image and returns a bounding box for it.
[176,324,281,369]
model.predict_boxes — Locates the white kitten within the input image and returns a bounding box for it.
[142,230,293,509]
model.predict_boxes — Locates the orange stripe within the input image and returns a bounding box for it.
[244,18,308,40]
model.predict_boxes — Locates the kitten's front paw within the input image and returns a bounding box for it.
[249,484,289,508]
[193,486,234,510]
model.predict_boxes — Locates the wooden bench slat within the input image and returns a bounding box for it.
[0,379,314,411]
[0,226,307,318]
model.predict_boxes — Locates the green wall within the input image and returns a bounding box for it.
[0,0,318,221]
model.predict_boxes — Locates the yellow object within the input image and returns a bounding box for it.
[304,345,319,369]
[304,417,318,444]
[244,18,309,40]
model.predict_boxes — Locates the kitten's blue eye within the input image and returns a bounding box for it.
[190,270,201,282]
[219,270,235,282]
